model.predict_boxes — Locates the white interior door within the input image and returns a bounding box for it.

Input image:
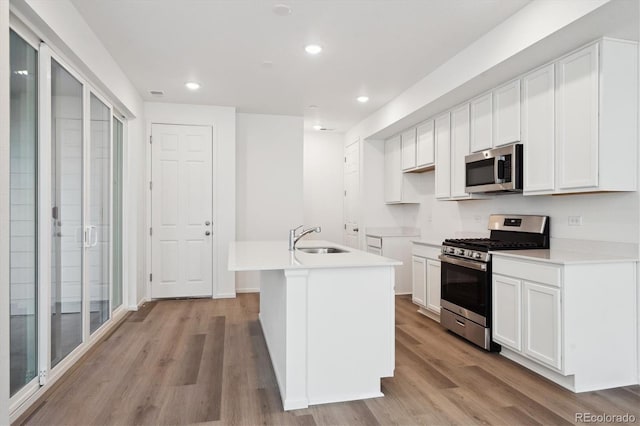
[343,141,360,249]
[151,124,213,298]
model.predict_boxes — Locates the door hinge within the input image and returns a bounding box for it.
[344,224,347,230]
[150,135,153,144]
[149,227,153,236]
[344,190,347,196]
[38,369,47,386]
[344,156,347,163]
[149,181,152,190]
[150,273,153,282]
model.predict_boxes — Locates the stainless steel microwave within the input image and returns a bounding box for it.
[464,143,523,193]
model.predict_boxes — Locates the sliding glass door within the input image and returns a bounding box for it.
[9,29,38,397]
[88,94,111,333]
[9,22,126,413]
[50,58,84,368]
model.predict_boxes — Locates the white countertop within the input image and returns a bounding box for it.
[228,240,402,272]
[490,249,639,265]
[365,227,420,238]
[412,239,442,248]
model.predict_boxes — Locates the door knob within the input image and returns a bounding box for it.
[205,231,211,236]
[205,221,211,226]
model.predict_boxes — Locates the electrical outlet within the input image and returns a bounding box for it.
[568,216,583,226]
[473,215,482,223]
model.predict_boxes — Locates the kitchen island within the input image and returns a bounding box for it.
[228,240,400,410]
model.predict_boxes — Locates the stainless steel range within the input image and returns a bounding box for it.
[439,214,549,351]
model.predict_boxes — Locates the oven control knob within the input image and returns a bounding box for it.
[457,249,465,255]
[474,253,482,259]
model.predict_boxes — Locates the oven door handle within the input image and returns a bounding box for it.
[439,254,487,272]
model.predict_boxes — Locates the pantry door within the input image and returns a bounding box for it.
[151,124,213,298]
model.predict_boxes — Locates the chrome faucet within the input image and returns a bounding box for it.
[289,225,321,250]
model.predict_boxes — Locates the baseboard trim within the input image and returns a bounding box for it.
[236,288,260,294]
[214,292,237,299]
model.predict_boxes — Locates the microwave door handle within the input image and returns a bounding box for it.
[495,156,505,183]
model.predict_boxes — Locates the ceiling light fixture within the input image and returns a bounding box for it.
[305,44,323,55]
[185,81,201,91]
[312,124,323,131]
[357,96,369,103]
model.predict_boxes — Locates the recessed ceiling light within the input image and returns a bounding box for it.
[308,104,319,109]
[185,82,201,91]
[357,96,369,103]
[305,44,323,55]
[272,3,292,16]
[149,90,165,96]
[312,124,323,131]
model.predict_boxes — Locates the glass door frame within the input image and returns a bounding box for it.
[7,19,42,412]
[10,35,118,413]
[111,114,127,315]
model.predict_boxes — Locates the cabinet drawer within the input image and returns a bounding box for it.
[493,257,561,287]
[366,236,382,249]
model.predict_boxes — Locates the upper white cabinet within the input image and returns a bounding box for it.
[522,64,555,194]
[434,112,451,200]
[493,79,521,147]
[401,128,417,171]
[525,39,638,195]
[384,135,419,204]
[470,92,493,152]
[450,103,471,199]
[556,44,599,190]
[416,121,435,169]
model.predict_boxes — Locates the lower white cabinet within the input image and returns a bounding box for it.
[492,254,638,392]
[492,274,522,351]
[411,243,441,318]
[411,256,426,307]
[523,281,561,369]
[426,259,441,314]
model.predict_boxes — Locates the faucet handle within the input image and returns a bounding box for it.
[291,224,304,234]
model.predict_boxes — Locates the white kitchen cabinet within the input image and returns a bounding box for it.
[434,112,451,199]
[450,103,471,199]
[470,92,493,153]
[492,274,522,351]
[493,79,520,147]
[523,281,561,370]
[426,259,441,314]
[411,243,441,320]
[401,128,417,171]
[553,39,637,194]
[522,64,555,194]
[492,254,638,392]
[385,136,419,204]
[411,256,426,307]
[367,229,420,294]
[416,120,435,169]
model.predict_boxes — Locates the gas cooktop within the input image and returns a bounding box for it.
[443,238,543,252]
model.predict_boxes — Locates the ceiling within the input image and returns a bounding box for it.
[70,0,531,133]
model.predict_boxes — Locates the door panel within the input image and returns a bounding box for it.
[523,281,561,369]
[151,124,213,298]
[343,141,359,249]
[492,274,522,351]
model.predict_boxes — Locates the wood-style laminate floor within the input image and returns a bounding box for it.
[18,294,640,426]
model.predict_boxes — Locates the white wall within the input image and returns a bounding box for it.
[303,132,344,244]
[144,102,237,298]
[236,113,304,292]
[1,1,11,422]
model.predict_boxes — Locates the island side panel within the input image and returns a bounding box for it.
[306,266,395,406]
[258,270,288,401]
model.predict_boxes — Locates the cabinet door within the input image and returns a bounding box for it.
[426,259,441,314]
[493,79,521,146]
[416,121,435,167]
[384,135,402,203]
[470,93,493,152]
[523,281,561,370]
[450,104,471,199]
[492,275,522,351]
[411,256,427,307]
[523,64,555,194]
[556,43,599,190]
[401,128,417,171]
[434,112,451,199]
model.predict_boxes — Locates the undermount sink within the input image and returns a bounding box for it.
[296,247,349,254]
